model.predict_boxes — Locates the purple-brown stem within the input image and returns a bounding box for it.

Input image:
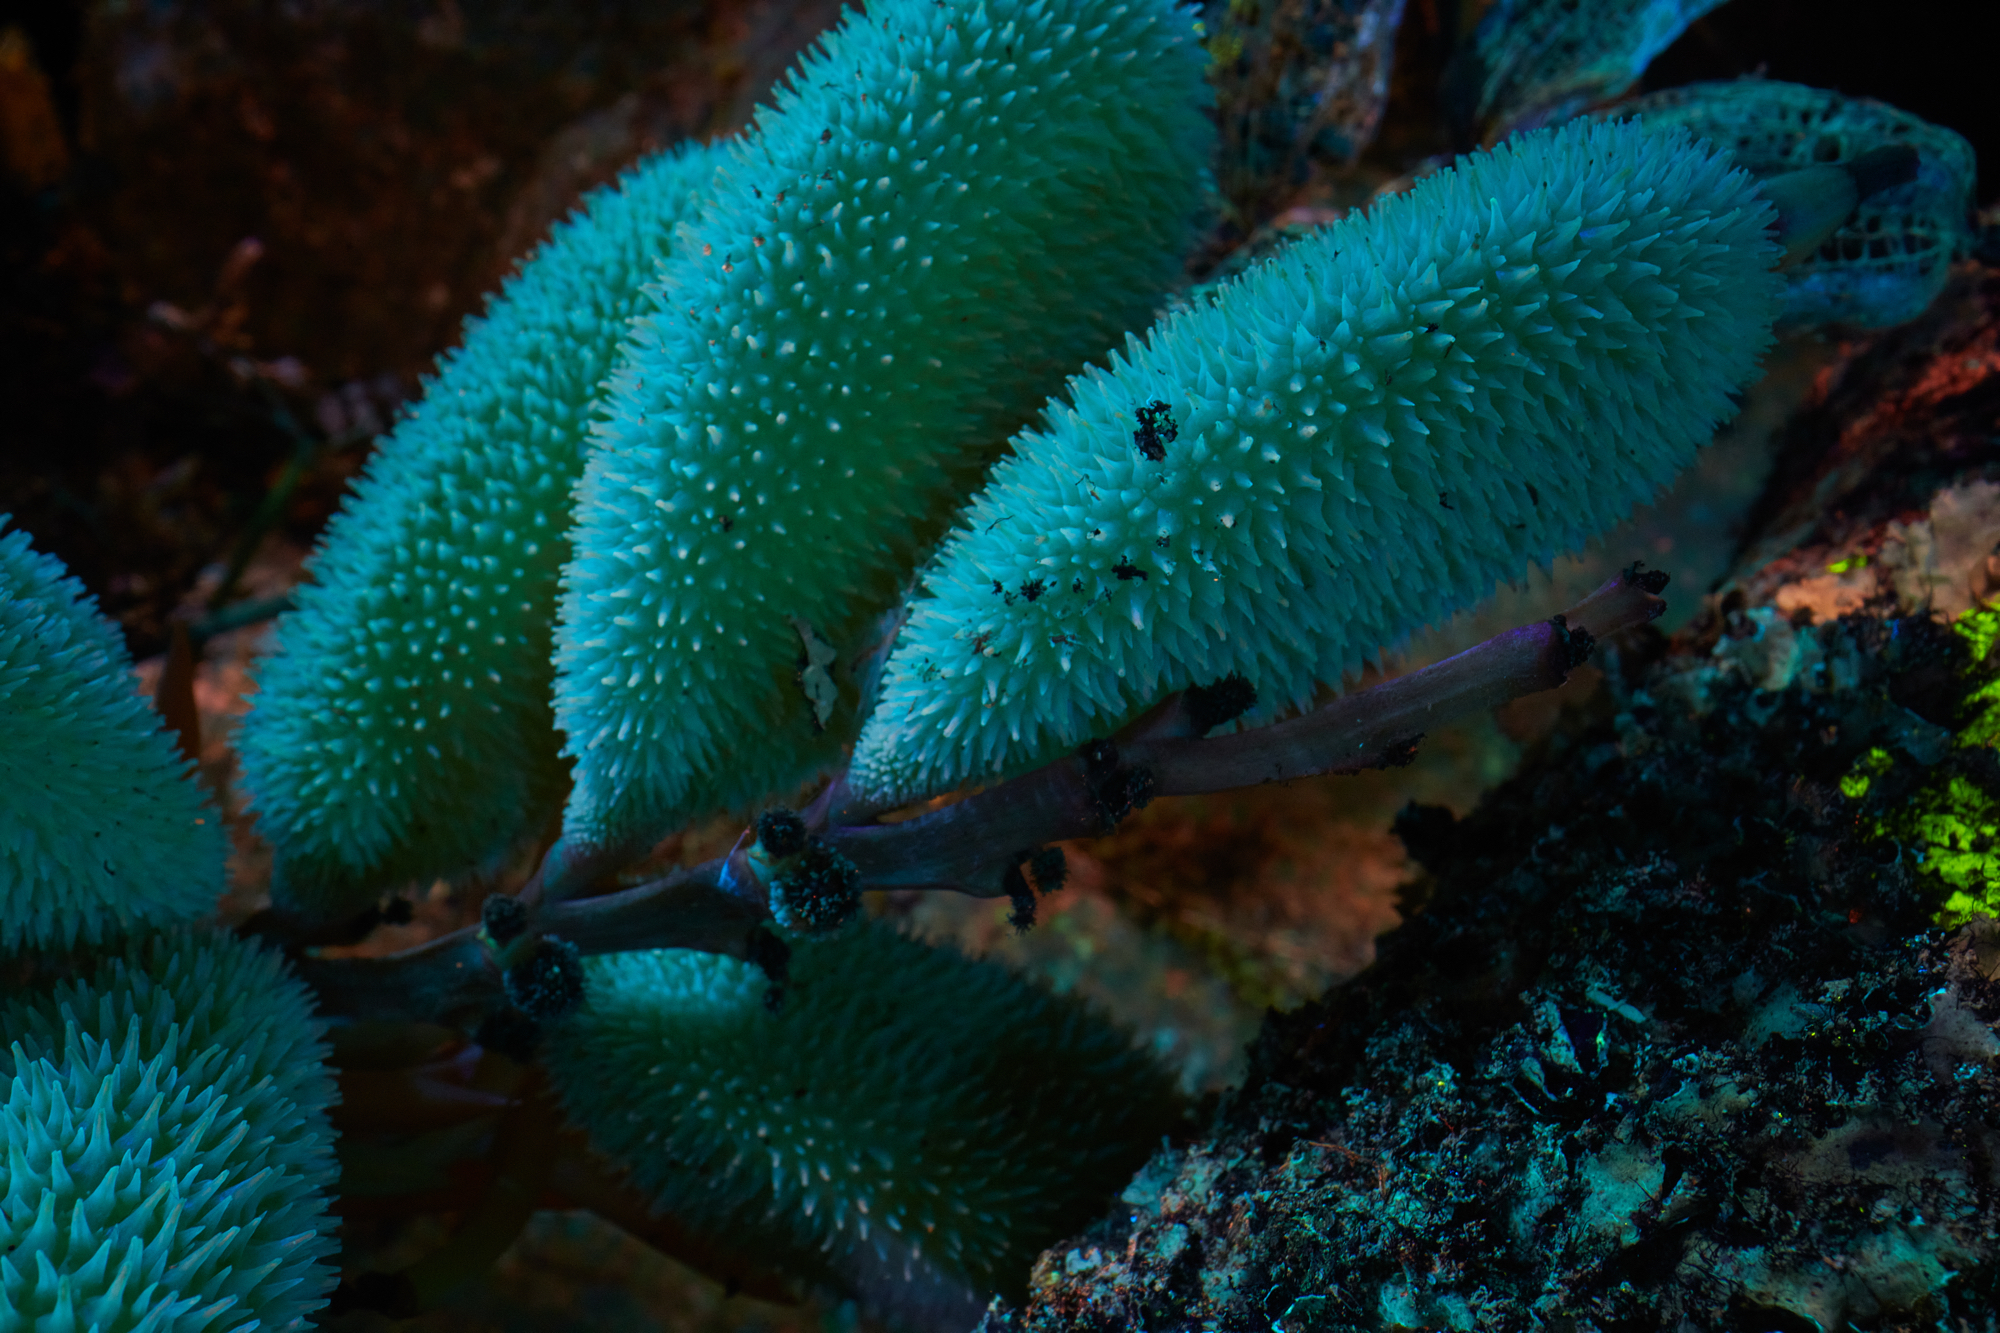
[830,566,1664,894]
[292,862,761,1024]
[296,566,1665,1022]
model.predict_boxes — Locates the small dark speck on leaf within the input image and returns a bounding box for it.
[1133,400,1178,462]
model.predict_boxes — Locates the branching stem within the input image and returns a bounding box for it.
[294,567,1666,1023]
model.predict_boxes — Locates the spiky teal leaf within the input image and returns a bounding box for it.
[0,519,225,950]
[852,117,1786,803]
[546,925,1180,1320]
[1,932,338,1333]
[235,143,725,917]
[551,0,1215,860]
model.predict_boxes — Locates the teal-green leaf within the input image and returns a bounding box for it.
[852,117,1786,803]
[1,931,339,1333]
[235,143,725,917]
[546,925,1180,1322]
[550,0,1215,865]
[0,519,225,950]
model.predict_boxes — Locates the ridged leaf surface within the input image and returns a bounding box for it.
[853,118,1785,802]
[547,926,1179,1318]
[236,143,725,916]
[0,519,225,949]
[0,933,338,1333]
[553,0,1214,856]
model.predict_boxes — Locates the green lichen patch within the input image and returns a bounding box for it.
[1840,604,2000,926]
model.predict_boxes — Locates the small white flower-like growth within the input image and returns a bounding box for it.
[853,118,1786,804]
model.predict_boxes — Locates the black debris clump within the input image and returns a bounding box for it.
[1184,673,1257,736]
[1133,400,1178,461]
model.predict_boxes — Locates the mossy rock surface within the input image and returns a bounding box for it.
[986,610,2000,1332]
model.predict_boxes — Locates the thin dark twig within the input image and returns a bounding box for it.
[187,590,297,647]
[208,378,322,611]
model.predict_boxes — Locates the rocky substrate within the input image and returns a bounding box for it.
[983,609,2000,1332]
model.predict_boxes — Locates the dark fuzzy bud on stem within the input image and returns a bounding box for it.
[1003,844,1072,932]
[1003,851,1037,932]
[770,838,862,936]
[475,1006,541,1062]
[755,807,808,859]
[746,924,793,1010]
[1030,847,1068,894]
[503,935,585,1021]
[481,893,529,947]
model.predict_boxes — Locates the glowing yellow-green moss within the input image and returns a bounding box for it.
[1840,746,1893,800]
[1959,605,2000,667]
[1904,774,2000,925]
[1954,607,2000,753]
[1925,606,2000,922]
[1858,606,2000,925]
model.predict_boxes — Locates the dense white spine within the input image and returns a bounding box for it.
[853,119,1785,803]
[1,934,338,1332]
[552,0,1214,858]
[236,145,723,915]
[0,519,225,948]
